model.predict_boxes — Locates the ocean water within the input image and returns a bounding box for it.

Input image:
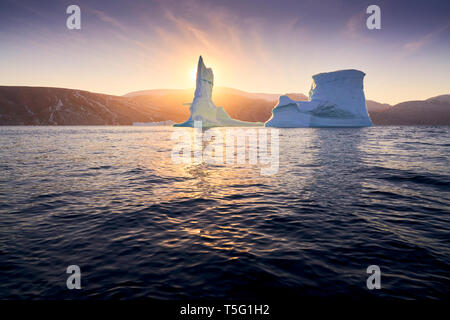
[0,126,448,300]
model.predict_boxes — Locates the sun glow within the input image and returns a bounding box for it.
[190,68,197,82]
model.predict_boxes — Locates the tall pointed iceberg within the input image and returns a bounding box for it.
[265,69,373,127]
[174,56,263,127]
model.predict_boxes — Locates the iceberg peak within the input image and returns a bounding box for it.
[174,56,262,128]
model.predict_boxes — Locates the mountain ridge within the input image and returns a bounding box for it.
[0,85,448,125]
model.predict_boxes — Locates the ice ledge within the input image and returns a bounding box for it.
[266,69,373,128]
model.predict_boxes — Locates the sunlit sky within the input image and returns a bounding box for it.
[0,0,449,104]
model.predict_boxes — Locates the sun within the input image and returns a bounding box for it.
[190,68,197,82]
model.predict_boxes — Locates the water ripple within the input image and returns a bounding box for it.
[0,126,449,300]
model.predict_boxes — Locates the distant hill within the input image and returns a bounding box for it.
[0,86,448,125]
[126,88,384,121]
[125,86,287,102]
[366,100,391,113]
[125,87,301,123]
[0,86,182,125]
[370,95,450,125]
[125,87,307,123]
[427,94,450,103]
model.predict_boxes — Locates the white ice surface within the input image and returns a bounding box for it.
[174,56,262,128]
[265,69,373,127]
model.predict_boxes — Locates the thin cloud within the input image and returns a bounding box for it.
[344,11,365,39]
[342,10,375,44]
[403,22,450,53]
[90,9,128,33]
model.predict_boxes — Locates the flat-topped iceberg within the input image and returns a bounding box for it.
[174,56,263,128]
[265,69,373,127]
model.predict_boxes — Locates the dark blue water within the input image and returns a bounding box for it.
[0,126,449,299]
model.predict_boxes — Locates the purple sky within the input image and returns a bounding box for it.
[0,0,449,104]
